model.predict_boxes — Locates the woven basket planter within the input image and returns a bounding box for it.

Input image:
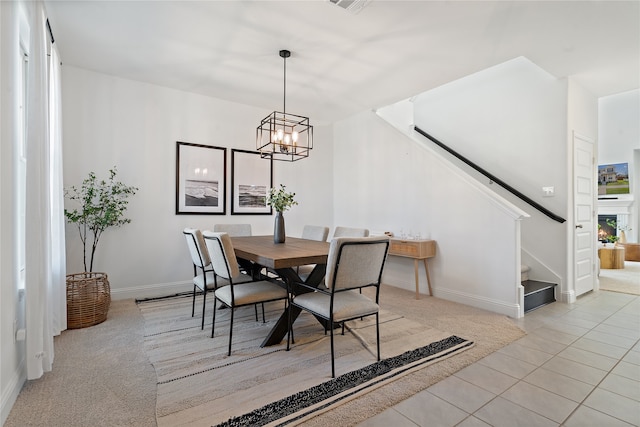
[66,272,111,329]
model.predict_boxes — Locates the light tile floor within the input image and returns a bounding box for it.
[358,290,640,427]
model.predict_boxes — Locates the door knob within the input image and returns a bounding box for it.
[575,224,583,229]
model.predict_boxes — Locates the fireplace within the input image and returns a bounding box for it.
[598,214,618,242]
[597,197,633,243]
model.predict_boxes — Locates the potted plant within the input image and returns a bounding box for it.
[266,184,297,243]
[64,167,138,328]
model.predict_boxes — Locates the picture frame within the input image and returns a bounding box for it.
[231,149,273,215]
[176,141,227,215]
[598,162,630,196]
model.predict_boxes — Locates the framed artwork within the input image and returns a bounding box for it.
[231,149,273,215]
[176,141,226,215]
[598,162,630,196]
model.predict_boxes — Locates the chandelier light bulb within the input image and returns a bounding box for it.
[277,129,284,141]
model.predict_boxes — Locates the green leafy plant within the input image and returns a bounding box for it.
[266,184,298,213]
[603,218,621,243]
[606,234,620,244]
[64,167,138,272]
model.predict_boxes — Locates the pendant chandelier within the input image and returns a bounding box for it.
[257,50,313,162]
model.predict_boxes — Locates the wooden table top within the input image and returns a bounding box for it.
[230,235,329,269]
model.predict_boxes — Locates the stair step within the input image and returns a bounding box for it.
[523,280,556,313]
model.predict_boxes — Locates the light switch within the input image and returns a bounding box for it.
[542,186,555,197]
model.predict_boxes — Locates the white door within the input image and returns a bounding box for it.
[574,133,596,296]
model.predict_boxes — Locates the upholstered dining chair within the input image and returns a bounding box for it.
[322,226,370,295]
[332,226,370,238]
[213,223,259,277]
[296,225,330,281]
[203,231,289,356]
[287,236,390,377]
[213,223,252,237]
[183,228,216,330]
[302,225,330,242]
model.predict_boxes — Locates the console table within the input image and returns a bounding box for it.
[388,238,436,299]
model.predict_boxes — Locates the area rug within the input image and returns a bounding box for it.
[216,336,472,427]
[138,294,473,427]
[599,260,640,295]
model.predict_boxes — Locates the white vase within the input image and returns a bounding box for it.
[619,230,627,244]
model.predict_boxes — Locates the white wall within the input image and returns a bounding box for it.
[333,108,527,317]
[411,57,572,293]
[62,66,334,300]
[598,89,640,242]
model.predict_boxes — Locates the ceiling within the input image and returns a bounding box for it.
[44,0,640,124]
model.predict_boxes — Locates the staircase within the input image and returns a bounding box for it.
[521,265,557,313]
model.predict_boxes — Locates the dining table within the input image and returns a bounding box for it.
[230,235,330,347]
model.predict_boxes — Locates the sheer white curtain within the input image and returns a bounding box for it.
[25,2,66,380]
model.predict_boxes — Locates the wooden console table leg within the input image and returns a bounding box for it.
[414,259,420,299]
[423,258,433,296]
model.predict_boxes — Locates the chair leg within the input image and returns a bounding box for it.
[201,289,206,330]
[262,303,266,323]
[341,322,345,335]
[191,285,197,317]
[211,298,217,338]
[228,307,234,356]
[254,304,258,321]
[376,312,380,361]
[287,300,292,351]
[330,320,335,378]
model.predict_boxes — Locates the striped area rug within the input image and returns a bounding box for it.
[138,294,473,427]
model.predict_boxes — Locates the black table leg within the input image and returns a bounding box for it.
[260,263,328,347]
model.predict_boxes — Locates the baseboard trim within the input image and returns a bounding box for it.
[111,280,192,301]
[1,358,25,425]
[560,289,576,304]
[433,287,521,318]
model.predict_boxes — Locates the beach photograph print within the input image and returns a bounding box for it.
[238,184,267,208]
[231,149,272,214]
[176,142,226,215]
[185,178,219,207]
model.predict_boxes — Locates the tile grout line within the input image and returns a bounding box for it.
[472,293,639,426]
[557,293,640,426]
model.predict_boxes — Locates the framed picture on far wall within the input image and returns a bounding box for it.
[176,141,227,215]
[598,162,630,196]
[231,149,273,215]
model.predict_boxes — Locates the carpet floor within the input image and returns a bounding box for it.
[598,260,640,295]
[4,284,525,427]
[4,298,157,427]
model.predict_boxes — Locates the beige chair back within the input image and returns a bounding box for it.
[332,226,369,238]
[302,225,330,242]
[213,223,252,237]
[183,228,211,268]
[202,231,241,280]
[325,236,389,291]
